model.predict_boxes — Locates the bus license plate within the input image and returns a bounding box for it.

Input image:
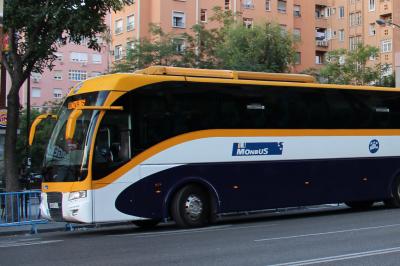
[49,203,59,209]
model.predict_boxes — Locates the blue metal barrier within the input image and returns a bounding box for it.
[0,190,48,234]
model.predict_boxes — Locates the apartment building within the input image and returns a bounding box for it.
[328,0,399,78]
[110,0,331,72]
[110,0,400,76]
[8,38,110,111]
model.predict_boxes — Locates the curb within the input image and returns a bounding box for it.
[0,221,133,236]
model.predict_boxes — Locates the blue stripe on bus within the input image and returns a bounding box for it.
[115,157,400,219]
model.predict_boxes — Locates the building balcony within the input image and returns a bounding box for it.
[316,40,329,47]
[315,0,328,6]
[380,2,392,16]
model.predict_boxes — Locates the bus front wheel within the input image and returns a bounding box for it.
[384,177,400,208]
[171,185,210,228]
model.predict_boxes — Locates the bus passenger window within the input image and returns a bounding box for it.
[92,112,132,180]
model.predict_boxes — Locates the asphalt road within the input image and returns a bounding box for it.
[2,205,400,266]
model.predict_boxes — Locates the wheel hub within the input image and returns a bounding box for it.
[184,194,203,220]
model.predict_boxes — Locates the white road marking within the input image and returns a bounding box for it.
[254,223,400,242]
[114,223,277,238]
[0,240,63,248]
[268,246,400,266]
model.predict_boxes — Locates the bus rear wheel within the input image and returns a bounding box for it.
[384,177,400,208]
[345,201,374,210]
[171,185,210,228]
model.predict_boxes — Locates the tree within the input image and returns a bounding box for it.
[2,0,131,192]
[112,6,296,73]
[112,24,185,72]
[16,109,56,174]
[318,44,390,86]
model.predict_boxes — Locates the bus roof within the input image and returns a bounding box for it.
[70,66,400,96]
[134,66,316,83]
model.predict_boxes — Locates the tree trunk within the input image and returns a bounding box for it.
[5,84,21,193]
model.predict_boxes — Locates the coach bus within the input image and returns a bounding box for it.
[30,66,400,228]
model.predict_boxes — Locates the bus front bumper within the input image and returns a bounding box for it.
[40,191,93,223]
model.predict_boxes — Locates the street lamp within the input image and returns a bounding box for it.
[376,19,400,29]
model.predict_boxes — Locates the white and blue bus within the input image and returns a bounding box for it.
[30,66,400,228]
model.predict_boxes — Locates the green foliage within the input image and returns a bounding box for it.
[317,44,391,86]
[112,24,184,72]
[16,109,57,172]
[112,6,296,73]
[3,0,131,76]
[213,23,296,72]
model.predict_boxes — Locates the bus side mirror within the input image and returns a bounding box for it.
[65,109,83,141]
[29,114,58,146]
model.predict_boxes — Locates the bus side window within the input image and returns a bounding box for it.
[92,111,132,180]
[325,90,357,129]
[304,90,329,129]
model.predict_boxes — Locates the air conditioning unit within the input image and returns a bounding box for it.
[32,77,39,83]
[59,61,64,65]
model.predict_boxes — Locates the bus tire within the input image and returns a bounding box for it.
[345,201,374,210]
[132,219,161,228]
[384,176,400,208]
[171,185,210,228]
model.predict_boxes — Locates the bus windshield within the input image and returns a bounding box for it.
[43,91,109,182]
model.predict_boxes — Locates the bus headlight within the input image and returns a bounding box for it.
[68,190,87,201]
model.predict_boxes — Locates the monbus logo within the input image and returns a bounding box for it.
[232,142,284,156]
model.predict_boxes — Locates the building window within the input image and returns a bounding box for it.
[243,0,254,9]
[127,15,135,31]
[368,0,376,11]
[295,52,301,65]
[92,54,102,64]
[280,24,287,33]
[200,9,207,23]
[70,52,88,63]
[350,12,362,27]
[277,0,287,13]
[53,88,63,99]
[115,19,123,34]
[339,6,345,18]
[32,87,41,98]
[265,0,271,11]
[381,39,392,53]
[243,18,253,29]
[294,5,301,17]
[91,72,102,77]
[172,11,186,28]
[293,28,301,40]
[114,45,123,60]
[53,70,62,80]
[225,0,231,10]
[31,72,42,83]
[173,38,185,53]
[68,70,87,81]
[349,36,362,51]
[54,52,63,62]
[339,29,345,42]
[369,23,376,36]
[126,41,135,53]
[382,64,393,77]
[315,53,325,65]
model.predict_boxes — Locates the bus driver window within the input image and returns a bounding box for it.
[92,111,132,180]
